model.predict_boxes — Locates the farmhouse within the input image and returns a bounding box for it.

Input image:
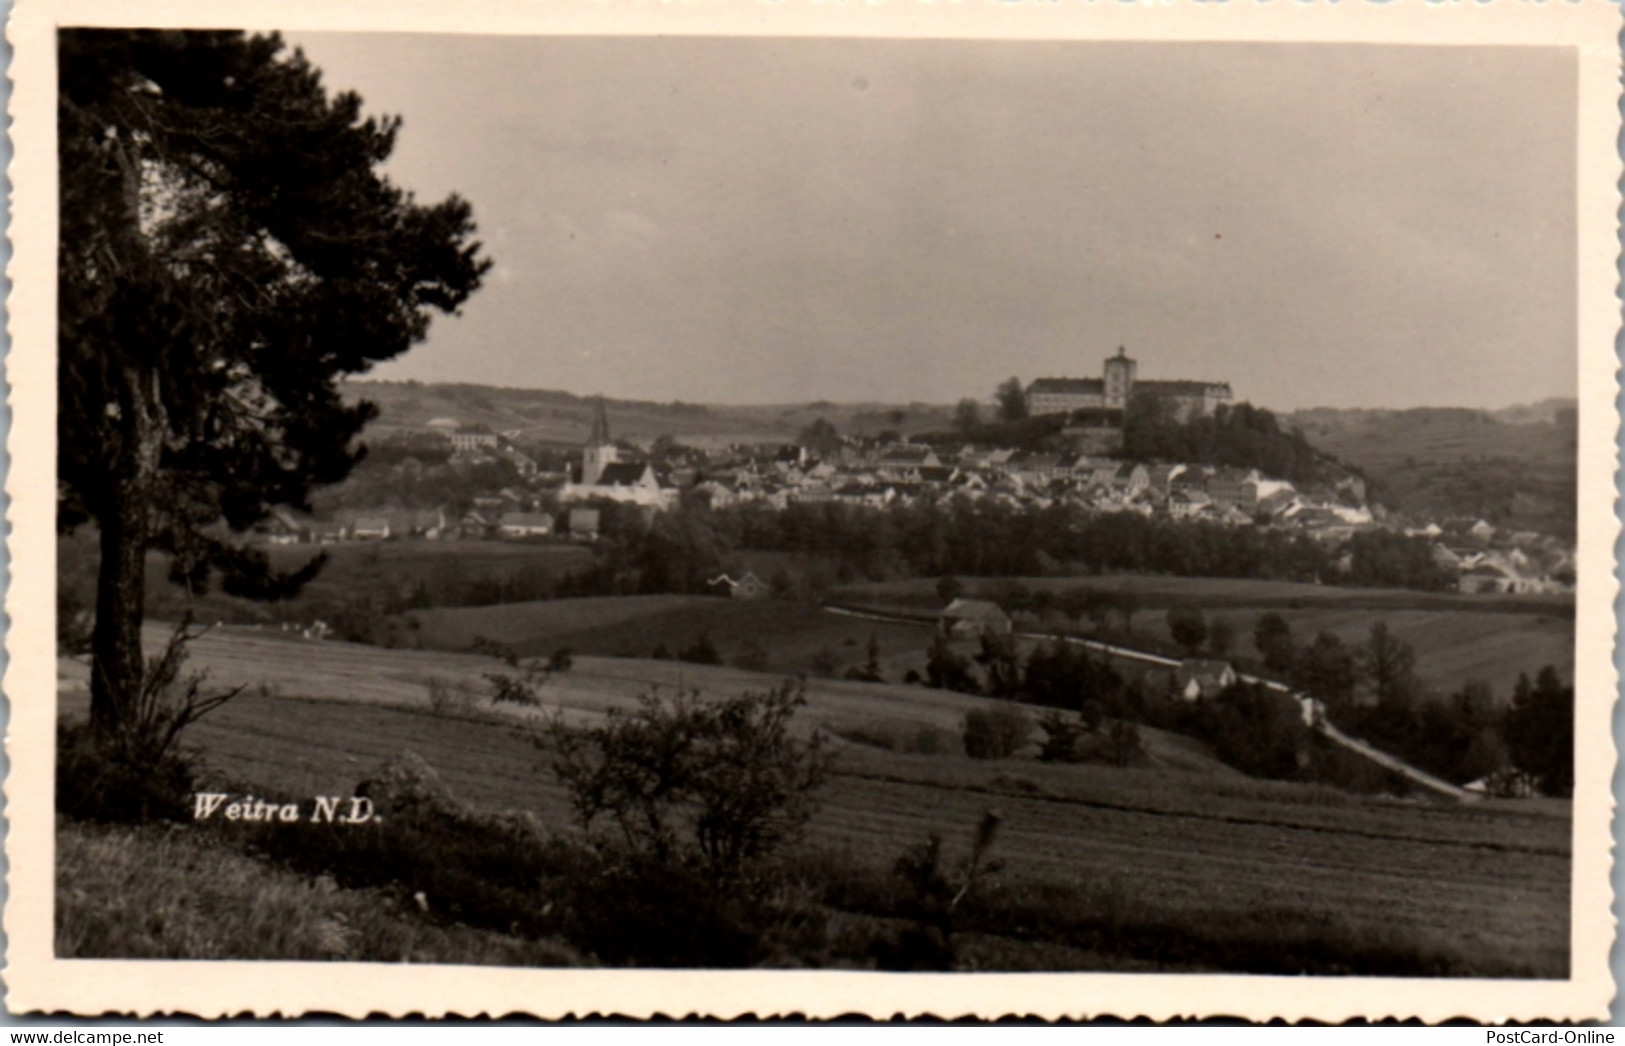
[707,572,770,600]
[567,508,601,541]
[497,511,555,539]
[1174,659,1237,702]
[939,598,1012,638]
[351,517,391,541]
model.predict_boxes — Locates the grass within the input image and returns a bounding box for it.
[56,820,582,965]
[58,626,1572,975]
[59,529,598,627]
[398,595,935,676]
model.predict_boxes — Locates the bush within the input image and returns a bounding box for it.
[1036,710,1088,764]
[58,617,239,824]
[1105,720,1145,767]
[484,661,549,707]
[547,647,575,673]
[545,682,834,877]
[872,811,1003,971]
[56,719,203,824]
[424,676,478,716]
[962,702,1031,760]
[678,632,722,665]
[555,844,827,967]
[926,634,978,694]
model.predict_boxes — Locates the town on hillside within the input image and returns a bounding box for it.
[268,350,1575,598]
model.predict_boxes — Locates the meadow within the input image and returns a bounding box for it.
[59,626,1571,975]
[398,595,932,675]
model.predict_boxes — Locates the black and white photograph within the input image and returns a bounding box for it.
[11,0,1620,1021]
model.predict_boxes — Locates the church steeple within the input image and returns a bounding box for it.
[588,397,612,448]
[581,398,618,486]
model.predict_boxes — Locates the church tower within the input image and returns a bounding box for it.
[1103,346,1137,410]
[581,398,617,486]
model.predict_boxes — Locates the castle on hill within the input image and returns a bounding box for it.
[1026,348,1232,423]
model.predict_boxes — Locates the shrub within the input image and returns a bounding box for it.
[1105,719,1145,767]
[470,636,522,667]
[926,634,978,694]
[962,702,1031,760]
[547,647,575,673]
[56,719,203,824]
[545,682,834,878]
[555,844,827,967]
[484,661,548,707]
[57,617,238,823]
[1036,710,1088,764]
[678,632,722,665]
[873,811,1003,971]
[424,676,478,716]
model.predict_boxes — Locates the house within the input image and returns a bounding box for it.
[875,445,942,470]
[307,520,348,544]
[351,517,391,541]
[1143,463,1186,497]
[460,510,496,539]
[1167,489,1212,520]
[256,506,308,545]
[707,572,770,600]
[939,598,1012,638]
[380,508,447,539]
[1113,463,1151,498]
[567,508,601,541]
[691,480,738,508]
[1205,468,1261,512]
[1174,659,1237,702]
[451,431,501,452]
[497,512,555,540]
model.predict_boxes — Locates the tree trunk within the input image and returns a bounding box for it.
[88,365,165,738]
[89,487,149,735]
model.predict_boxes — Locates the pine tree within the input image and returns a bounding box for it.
[59,30,490,737]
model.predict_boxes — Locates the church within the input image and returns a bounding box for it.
[559,399,674,509]
[1026,348,1232,423]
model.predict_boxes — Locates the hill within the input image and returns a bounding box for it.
[1283,405,1577,538]
[342,379,953,448]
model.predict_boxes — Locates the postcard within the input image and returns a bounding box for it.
[7,0,1619,1021]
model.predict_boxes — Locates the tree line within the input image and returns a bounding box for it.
[556,498,1455,598]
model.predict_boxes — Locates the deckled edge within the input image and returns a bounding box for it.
[3,0,1620,1023]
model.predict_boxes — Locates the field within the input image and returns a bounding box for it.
[59,626,1571,975]
[834,575,1575,699]
[1284,406,1576,539]
[398,595,935,675]
[59,530,598,625]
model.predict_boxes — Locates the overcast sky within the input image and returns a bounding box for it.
[290,33,1576,412]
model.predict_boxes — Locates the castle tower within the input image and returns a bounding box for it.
[581,398,617,486]
[1103,346,1137,410]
